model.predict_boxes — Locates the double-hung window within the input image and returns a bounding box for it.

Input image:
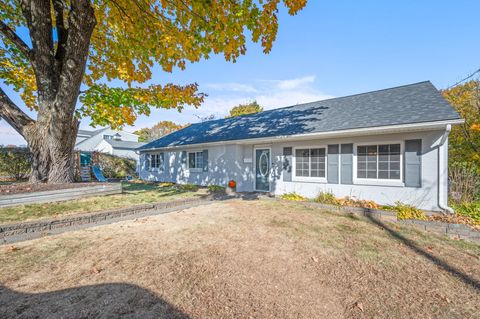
[357,144,400,180]
[294,148,326,178]
[188,151,204,171]
[150,153,163,170]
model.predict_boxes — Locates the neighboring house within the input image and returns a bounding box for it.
[137,81,463,211]
[76,128,145,161]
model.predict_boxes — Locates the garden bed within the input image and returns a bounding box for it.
[0,184,122,208]
[0,182,108,195]
[0,182,205,224]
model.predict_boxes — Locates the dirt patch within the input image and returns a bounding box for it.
[0,182,108,195]
[1,199,479,318]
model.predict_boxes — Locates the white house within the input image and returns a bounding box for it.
[75,127,145,161]
[137,81,463,211]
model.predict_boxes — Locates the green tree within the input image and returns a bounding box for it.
[227,101,264,117]
[441,80,480,169]
[0,0,307,183]
[134,120,187,142]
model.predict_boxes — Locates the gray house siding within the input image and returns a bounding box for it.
[139,129,447,211]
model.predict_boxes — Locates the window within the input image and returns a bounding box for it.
[188,151,204,170]
[150,153,163,170]
[295,148,326,178]
[357,144,400,180]
[103,135,113,140]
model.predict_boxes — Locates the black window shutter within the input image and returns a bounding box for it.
[203,150,209,172]
[327,145,339,183]
[283,147,292,182]
[145,153,150,170]
[340,144,353,184]
[180,151,187,167]
[405,139,422,187]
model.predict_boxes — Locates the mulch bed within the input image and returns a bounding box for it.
[0,182,109,196]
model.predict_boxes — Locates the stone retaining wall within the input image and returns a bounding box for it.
[1,196,210,244]
[298,201,480,243]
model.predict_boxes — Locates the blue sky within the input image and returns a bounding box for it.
[1,0,479,145]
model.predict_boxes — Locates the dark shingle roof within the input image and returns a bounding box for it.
[106,140,146,150]
[139,81,460,150]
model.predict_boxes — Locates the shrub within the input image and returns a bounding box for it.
[449,162,480,204]
[315,191,340,205]
[280,192,306,201]
[391,201,427,220]
[208,185,225,193]
[177,183,199,192]
[96,153,136,178]
[451,201,480,223]
[159,182,175,187]
[0,147,31,180]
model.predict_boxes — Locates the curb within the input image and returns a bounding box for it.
[1,195,212,244]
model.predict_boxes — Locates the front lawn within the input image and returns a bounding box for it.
[1,199,478,318]
[0,182,204,224]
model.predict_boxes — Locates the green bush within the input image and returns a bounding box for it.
[315,191,340,205]
[451,201,480,222]
[280,192,306,201]
[177,183,199,192]
[391,201,427,220]
[159,182,175,188]
[0,147,31,180]
[96,153,136,178]
[208,185,225,193]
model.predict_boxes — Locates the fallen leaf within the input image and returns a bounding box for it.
[6,245,19,252]
[427,246,434,252]
[90,266,102,274]
[354,301,364,312]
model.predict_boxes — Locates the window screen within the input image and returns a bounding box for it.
[357,144,400,180]
[295,148,326,178]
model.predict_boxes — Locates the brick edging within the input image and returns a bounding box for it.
[1,195,212,244]
[279,199,480,243]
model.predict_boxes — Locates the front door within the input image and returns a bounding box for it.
[255,149,270,191]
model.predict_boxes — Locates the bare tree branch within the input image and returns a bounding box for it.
[0,20,33,61]
[0,87,34,137]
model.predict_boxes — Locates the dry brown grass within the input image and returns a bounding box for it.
[1,199,479,318]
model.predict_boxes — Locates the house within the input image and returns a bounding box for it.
[76,128,145,161]
[137,81,463,211]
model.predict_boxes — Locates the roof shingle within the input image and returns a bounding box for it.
[139,81,460,150]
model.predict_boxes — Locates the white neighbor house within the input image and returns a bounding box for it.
[75,128,145,161]
[137,82,463,211]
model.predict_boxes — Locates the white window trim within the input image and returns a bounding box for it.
[187,150,204,173]
[352,141,405,187]
[292,145,328,183]
[148,152,164,172]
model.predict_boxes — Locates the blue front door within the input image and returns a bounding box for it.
[255,149,270,191]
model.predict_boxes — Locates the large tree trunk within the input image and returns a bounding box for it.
[0,0,96,184]
[24,117,79,183]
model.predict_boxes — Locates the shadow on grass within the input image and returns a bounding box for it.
[0,283,190,318]
[365,215,480,290]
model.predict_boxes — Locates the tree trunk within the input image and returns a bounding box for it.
[0,0,96,184]
[23,112,79,184]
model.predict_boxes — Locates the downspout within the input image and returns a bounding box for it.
[438,124,454,214]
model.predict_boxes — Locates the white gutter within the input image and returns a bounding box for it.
[138,119,464,152]
[438,124,454,214]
